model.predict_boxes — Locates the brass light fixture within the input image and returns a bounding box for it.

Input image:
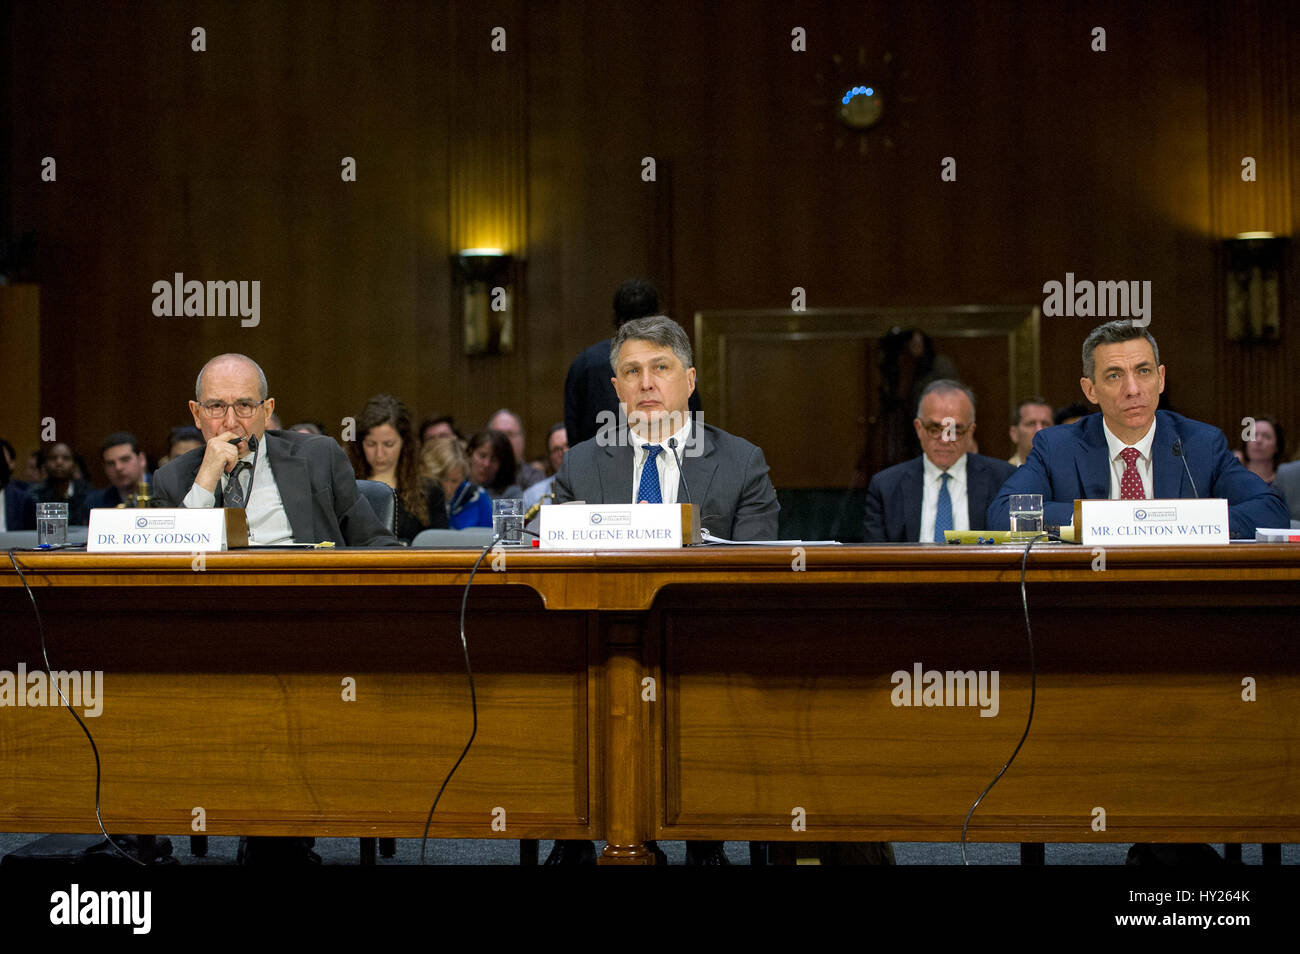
[1224,232,1287,342]
[454,249,514,355]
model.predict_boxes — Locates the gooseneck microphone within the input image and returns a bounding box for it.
[1172,439,1199,498]
[667,437,693,505]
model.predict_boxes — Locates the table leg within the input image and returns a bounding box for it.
[599,614,654,865]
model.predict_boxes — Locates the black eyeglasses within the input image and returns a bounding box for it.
[196,400,265,419]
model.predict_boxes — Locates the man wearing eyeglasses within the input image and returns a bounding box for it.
[154,352,397,548]
[864,379,1016,542]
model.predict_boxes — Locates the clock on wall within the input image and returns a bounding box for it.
[809,47,913,155]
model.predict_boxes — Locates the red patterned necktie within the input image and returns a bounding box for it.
[1119,446,1144,500]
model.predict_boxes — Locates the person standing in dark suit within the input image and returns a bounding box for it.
[564,279,702,448]
[865,380,1015,542]
[153,353,398,549]
[988,321,1287,537]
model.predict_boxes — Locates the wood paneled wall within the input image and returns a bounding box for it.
[5,0,1297,486]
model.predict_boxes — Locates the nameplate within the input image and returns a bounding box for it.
[88,508,230,551]
[1073,498,1229,545]
[539,503,700,549]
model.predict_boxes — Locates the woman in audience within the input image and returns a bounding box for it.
[422,436,492,529]
[1,448,36,531]
[29,442,92,524]
[347,394,447,542]
[1238,415,1284,485]
[466,430,522,500]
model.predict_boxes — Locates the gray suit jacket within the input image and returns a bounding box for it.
[153,429,399,547]
[1275,460,1300,524]
[553,422,779,541]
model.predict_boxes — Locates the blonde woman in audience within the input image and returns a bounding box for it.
[421,436,492,529]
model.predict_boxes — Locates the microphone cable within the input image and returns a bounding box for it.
[418,526,538,864]
[6,550,143,866]
[959,530,1056,865]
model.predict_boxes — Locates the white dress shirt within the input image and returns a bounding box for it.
[919,453,970,542]
[630,418,693,505]
[1102,418,1156,500]
[182,442,296,545]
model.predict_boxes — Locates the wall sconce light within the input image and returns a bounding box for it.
[454,249,514,355]
[1224,232,1287,342]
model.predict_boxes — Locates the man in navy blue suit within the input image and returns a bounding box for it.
[989,320,1287,538]
[865,380,1016,542]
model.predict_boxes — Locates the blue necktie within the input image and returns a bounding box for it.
[637,445,663,504]
[933,471,952,542]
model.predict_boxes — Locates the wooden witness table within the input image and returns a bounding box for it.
[1,545,1298,864]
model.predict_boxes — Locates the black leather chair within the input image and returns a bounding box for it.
[355,479,397,537]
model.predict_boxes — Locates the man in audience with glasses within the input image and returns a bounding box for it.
[865,379,1016,543]
[154,352,397,548]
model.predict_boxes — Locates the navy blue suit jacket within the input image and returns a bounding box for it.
[987,411,1288,539]
[4,483,36,531]
[864,453,1016,543]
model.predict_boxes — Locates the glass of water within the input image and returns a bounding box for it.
[492,497,525,545]
[1008,494,1044,540]
[37,501,69,546]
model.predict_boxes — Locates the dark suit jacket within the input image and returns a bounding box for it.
[153,429,399,547]
[553,422,779,541]
[988,411,1288,539]
[1275,460,1300,523]
[864,453,1016,543]
[3,483,36,531]
[86,478,150,512]
[564,338,703,448]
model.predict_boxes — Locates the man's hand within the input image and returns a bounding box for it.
[194,431,245,493]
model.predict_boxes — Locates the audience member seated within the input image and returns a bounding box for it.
[467,430,522,500]
[347,394,449,543]
[287,420,325,435]
[29,442,93,525]
[1238,415,1283,486]
[523,423,568,514]
[487,409,546,489]
[158,425,205,467]
[422,436,492,529]
[420,415,462,447]
[865,380,1016,542]
[0,439,27,491]
[86,432,150,510]
[1,447,36,531]
[1276,455,1300,523]
[1008,396,1053,467]
[1053,401,1091,427]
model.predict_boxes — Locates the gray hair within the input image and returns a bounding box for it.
[1082,321,1160,380]
[195,353,269,401]
[609,315,694,372]
[916,379,977,421]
